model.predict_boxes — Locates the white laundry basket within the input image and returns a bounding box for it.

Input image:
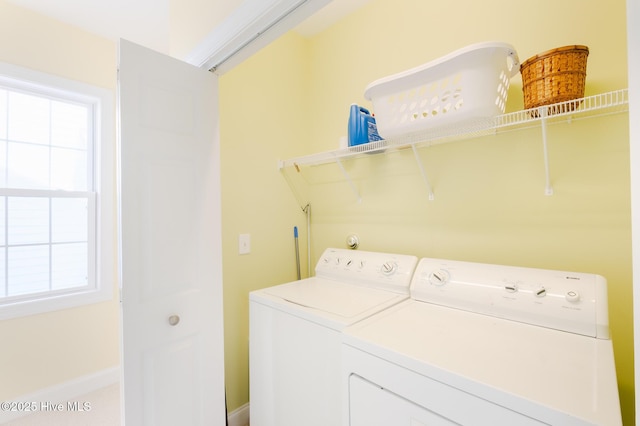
[364,42,520,139]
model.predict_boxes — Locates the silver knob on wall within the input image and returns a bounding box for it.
[168,315,180,326]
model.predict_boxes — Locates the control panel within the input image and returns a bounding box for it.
[411,258,610,338]
[315,248,418,294]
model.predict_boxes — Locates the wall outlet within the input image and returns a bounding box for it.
[239,233,251,255]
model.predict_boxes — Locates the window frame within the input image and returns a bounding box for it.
[0,61,114,320]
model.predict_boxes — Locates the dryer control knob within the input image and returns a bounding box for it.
[535,287,547,297]
[428,269,450,286]
[565,291,580,303]
[381,261,397,275]
[504,282,518,293]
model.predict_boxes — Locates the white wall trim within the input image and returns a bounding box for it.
[183,0,330,74]
[228,402,250,426]
[0,60,115,321]
[0,366,120,423]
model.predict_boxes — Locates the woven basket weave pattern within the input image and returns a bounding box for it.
[521,45,589,110]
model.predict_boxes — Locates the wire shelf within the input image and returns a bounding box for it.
[278,89,629,170]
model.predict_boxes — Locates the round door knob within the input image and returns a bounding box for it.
[168,315,180,326]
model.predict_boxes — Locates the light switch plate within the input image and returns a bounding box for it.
[239,233,251,255]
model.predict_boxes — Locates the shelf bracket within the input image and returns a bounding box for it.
[334,157,362,203]
[411,144,435,200]
[540,108,554,196]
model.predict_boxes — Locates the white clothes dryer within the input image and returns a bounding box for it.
[250,248,418,426]
[342,257,622,425]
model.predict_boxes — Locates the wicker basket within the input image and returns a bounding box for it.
[520,45,589,113]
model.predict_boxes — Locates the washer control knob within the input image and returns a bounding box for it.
[565,291,580,303]
[535,287,547,297]
[381,261,397,275]
[428,269,450,286]
[504,282,518,293]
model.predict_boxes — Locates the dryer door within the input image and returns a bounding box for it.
[349,375,456,426]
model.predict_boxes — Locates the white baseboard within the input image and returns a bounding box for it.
[0,366,120,424]
[228,402,250,426]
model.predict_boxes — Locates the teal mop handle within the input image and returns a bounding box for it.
[294,226,301,280]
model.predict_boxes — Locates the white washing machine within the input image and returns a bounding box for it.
[249,248,418,426]
[342,257,622,425]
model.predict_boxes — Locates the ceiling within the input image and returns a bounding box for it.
[5,0,372,57]
[7,0,171,53]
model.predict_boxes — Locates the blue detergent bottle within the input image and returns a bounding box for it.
[348,104,383,146]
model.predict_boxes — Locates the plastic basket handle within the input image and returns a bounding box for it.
[507,49,521,77]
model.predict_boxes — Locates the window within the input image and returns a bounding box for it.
[0,62,113,319]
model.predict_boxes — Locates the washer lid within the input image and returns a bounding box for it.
[263,278,403,319]
[343,300,621,425]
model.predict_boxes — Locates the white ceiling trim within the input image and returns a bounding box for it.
[183,0,330,74]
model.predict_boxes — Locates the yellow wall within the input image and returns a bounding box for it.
[0,0,119,401]
[220,0,634,423]
[169,0,240,59]
[219,31,311,411]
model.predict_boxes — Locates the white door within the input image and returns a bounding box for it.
[117,39,225,425]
